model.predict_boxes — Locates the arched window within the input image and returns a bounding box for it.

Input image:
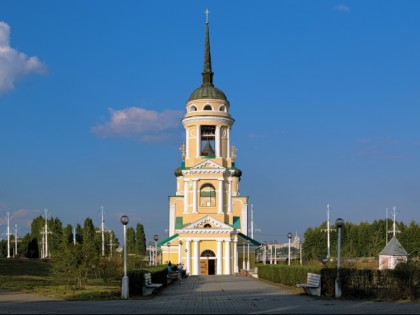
[204,223,212,228]
[200,184,216,207]
[219,105,226,112]
[190,105,197,112]
[203,104,212,111]
[201,250,216,257]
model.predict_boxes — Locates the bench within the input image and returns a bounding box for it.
[142,273,163,296]
[167,272,179,284]
[296,273,321,296]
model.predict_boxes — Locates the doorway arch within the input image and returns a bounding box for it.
[200,249,216,275]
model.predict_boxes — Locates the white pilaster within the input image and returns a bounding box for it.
[228,178,232,214]
[194,240,200,276]
[196,125,201,157]
[184,180,189,214]
[169,203,175,236]
[224,239,231,275]
[186,240,191,274]
[186,128,189,159]
[234,238,238,273]
[215,125,221,157]
[217,240,223,275]
[192,179,198,214]
[178,241,182,264]
[218,179,224,214]
[227,128,231,159]
[241,204,248,236]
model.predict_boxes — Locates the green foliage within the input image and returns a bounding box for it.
[50,243,99,289]
[257,264,322,286]
[302,219,420,260]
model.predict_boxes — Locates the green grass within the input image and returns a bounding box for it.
[0,258,121,300]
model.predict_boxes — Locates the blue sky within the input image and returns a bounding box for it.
[1,1,419,245]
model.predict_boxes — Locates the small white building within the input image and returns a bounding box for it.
[378,236,408,270]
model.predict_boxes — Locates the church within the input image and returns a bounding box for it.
[158,13,260,276]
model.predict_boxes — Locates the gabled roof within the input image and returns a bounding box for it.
[379,236,408,256]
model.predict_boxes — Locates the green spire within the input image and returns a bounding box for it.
[202,20,214,87]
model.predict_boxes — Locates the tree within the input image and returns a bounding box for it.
[135,223,146,256]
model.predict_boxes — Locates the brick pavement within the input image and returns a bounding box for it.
[0,275,419,314]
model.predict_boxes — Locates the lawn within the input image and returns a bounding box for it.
[0,258,122,300]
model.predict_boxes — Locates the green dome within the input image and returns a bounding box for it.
[188,85,227,101]
[232,168,242,178]
[174,167,183,177]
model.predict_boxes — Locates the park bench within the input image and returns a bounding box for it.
[142,273,162,296]
[167,272,179,284]
[296,272,321,296]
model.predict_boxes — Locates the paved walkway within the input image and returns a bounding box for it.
[0,275,419,314]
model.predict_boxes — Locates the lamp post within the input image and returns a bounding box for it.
[167,242,171,263]
[263,241,267,265]
[120,215,129,299]
[335,218,344,298]
[148,242,152,266]
[247,241,250,270]
[287,232,292,266]
[274,240,277,264]
[300,241,303,266]
[153,234,159,266]
[270,241,273,264]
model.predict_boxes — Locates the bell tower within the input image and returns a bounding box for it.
[162,11,260,276]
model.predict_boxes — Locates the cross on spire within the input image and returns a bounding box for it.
[205,8,210,24]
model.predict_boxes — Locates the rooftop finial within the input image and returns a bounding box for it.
[205,8,210,24]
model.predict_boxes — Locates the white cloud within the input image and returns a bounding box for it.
[0,21,47,93]
[334,4,351,13]
[92,107,184,142]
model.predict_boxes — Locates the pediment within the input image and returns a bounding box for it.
[183,160,226,175]
[182,215,233,230]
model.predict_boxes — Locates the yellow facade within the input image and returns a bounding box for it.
[159,19,260,276]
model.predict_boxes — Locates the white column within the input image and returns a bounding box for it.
[192,179,198,214]
[194,240,200,276]
[169,203,175,236]
[186,128,189,159]
[227,128,231,159]
[215,125,221,157]
[234,238,238,273]
[242,204,248,235]
[184,180,189,214]
[178,242,182,264]
[242,243,246,270]
[186,240,191,275]
[224,239,231,275]
[196,125,201,157]
[218,179,224,214]
[217,240,223,275]
[228,179,232,214]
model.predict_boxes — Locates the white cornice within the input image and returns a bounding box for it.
[182,116,234,126]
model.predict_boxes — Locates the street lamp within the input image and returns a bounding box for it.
[335,218,344,298]
[153,234,159,266]
[247,241,250,270]
[270,241,273,264]
[274,240,278,264]
[120,215,129,299]
[263,241,267,265]
[167,242,171,263]
[287,232,292,266]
